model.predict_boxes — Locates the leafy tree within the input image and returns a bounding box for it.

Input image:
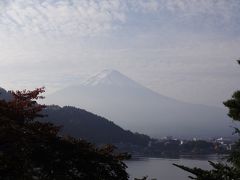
[0,88,129,180]
[173,60,240,179]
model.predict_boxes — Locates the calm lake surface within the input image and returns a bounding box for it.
[126,155,225,180]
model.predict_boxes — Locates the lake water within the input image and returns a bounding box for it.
[126,155,224,180]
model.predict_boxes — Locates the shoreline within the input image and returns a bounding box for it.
[127,153,228,161]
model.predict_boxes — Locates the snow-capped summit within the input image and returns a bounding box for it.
[82,69,140,88]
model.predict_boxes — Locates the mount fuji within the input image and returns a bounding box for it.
[46,69,232,138]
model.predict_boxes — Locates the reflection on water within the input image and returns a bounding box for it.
[126,155,225,180]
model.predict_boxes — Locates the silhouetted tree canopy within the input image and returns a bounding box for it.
[0,88,129,180]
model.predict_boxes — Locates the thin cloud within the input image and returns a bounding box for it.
[0,0,239,38]
[0,0,240,107]
[0,0,126,37]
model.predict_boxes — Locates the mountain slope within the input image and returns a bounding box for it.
[0,86,151,146]
[0,87,12,101]
[42,105,151,146]
[46,70,232,138]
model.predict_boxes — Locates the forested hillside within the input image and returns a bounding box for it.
[42,105,151,147]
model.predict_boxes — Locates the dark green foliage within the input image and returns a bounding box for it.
[146,139,227,158]
[180,140,216,154]
[0,88,129,180]
[134,176,148,180]
[174,60,240,179]
[173,162,240,180]
[223,91,240,121]
[228,132,240,169]
[237,59,240,65]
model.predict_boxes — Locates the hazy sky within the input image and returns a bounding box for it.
[0,0,240,107]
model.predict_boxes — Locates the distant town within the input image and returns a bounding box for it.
[116,136,235,157]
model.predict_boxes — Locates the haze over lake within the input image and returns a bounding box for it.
[46,69,232,139]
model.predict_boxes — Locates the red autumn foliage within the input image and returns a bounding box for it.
[0,87,129,180]
[0,87,46,123]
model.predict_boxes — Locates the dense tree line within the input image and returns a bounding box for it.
[145,139,227,157]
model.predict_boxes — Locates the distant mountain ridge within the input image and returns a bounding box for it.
[0,87,12,101]
[0,86,151,146]
[42,105,151,146]
[46,69,232,138]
